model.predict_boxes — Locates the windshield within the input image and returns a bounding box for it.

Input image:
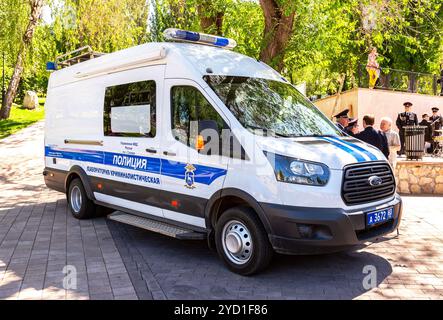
[203,75,342,137]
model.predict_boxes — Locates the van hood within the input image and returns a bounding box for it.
[258,135,386,170]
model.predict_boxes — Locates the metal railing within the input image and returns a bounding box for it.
[358,64,441,96]
[55,46,105,69]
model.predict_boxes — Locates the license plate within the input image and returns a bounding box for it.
[366,207,394,227]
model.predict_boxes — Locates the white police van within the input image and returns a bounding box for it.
[43,29,402,275]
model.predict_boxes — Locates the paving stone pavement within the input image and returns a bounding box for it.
[1,121,443,300]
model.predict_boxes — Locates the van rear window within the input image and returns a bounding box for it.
[103,80,156,137]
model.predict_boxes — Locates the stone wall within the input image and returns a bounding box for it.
[395,160,443,195]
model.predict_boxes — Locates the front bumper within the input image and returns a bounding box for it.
[261,195,402,255]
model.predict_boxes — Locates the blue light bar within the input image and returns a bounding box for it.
[163,28,237,49]
[46,61,57,71]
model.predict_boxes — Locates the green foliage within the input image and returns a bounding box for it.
[223,0,263,58]
[148,0,200,42]
[1,0,443,100]
[51,0,150,53]
[0,102,45,139]
[284,0,443,95]
[0,0,29,97]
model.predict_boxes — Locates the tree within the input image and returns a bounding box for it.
[223,0,263,57]
[148,0,200,42]
[383,0,443,73]
[259,0,296,71]
[197,0,227,35]
[0,0,44,119]
[54,0,150,53]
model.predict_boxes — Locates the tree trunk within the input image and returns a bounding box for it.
[259,0,295,71]
[198,2,224,35]
[0,0,44,120]
[331,73,347,120]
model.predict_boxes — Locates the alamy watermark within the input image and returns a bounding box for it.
[63,265,77,290]
[362,265,377,290]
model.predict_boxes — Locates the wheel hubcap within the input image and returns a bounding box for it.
[221,220,253,265]
[70,186,82,213]
[226,233,242,254]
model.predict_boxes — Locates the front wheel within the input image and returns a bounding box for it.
[215,206,273,275]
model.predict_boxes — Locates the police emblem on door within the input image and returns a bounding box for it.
[184,163,196,189]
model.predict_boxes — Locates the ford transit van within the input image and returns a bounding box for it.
[43,29,402,275]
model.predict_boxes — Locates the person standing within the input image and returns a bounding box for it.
[345,118,359,136]
[380,117,401,167]
[419,114,432,153]
[429,107,442,136]
[333,109,350,132]
[395,102,418,156]
[355,114,389,159]
[430,107,443,153]
[366,47,380,89]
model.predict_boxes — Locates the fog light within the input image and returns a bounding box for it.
[297,224,332,240]
[297,224,313,239]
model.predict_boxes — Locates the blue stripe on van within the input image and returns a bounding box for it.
[161,159,227,184]
[319,137,366,162]
[45,146,226,185]
[45,146,104,164]
[327,136,378,161]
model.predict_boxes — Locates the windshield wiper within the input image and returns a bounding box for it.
[245,125,290,137]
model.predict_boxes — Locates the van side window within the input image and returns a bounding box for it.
[104,80,156,137]
[171,86,227,152]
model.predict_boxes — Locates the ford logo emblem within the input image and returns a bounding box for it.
[368,176,383,186]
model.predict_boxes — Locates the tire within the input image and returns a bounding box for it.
[67,178,96,219]
[215,206,273,275]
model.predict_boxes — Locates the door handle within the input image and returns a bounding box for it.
[145,148,157,154]
[163,151,176,156]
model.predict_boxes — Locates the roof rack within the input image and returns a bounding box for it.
[55,46,105,69]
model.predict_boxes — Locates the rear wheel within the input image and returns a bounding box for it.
[67,178,96,219]
[215,206,273,275]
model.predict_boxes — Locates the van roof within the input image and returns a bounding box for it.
[48,42,286,88]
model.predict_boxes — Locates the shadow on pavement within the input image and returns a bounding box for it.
[108,220,393,300]
[1,197,394,300]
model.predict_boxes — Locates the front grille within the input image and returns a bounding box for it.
[342,162,395,205]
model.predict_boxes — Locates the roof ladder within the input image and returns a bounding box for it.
[55,46,105,69]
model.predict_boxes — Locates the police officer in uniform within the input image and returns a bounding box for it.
[419,114,432,153]
[430,107,442,135]
[344,118,358,136]
[396,102,418,155]
[430,107,442,153]
[334,109,349,132]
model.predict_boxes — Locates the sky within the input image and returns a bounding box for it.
[41,5,53,25]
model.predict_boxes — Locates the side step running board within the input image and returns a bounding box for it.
[107,211,206,240]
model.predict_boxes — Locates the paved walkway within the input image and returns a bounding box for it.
[1,122,443,299]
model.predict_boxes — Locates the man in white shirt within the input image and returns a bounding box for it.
[380,117,401,169]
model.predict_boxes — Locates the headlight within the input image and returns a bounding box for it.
[265,152,330,186]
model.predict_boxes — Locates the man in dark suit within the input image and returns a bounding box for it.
[355,114,389,159]
[395,101,418,155]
